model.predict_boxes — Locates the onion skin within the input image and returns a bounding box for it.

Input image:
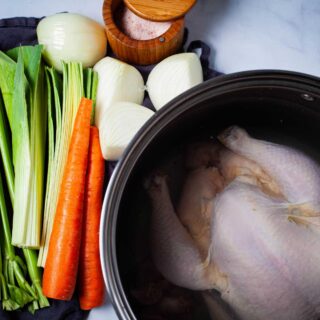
[37,13,107,72]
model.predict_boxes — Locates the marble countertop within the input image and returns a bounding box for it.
[1,0,319,319]
[2,0,320,77]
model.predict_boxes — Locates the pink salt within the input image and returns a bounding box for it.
[117,6,172,40]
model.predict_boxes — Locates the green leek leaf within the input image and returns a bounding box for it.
[0,51,16,127]
[0,95,14,203]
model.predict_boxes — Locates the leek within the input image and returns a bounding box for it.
[5,45,47,248]
[0,71,49,310]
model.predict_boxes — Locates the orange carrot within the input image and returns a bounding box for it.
[42,97,92,300]
[78,126,105,310]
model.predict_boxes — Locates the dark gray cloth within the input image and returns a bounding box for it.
[0,17,42,51]
[0,15,219,320]
[0,298,89,320]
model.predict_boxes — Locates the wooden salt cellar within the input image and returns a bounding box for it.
[102,0,196,65]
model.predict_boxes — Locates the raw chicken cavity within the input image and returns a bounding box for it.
[145,126,320,320]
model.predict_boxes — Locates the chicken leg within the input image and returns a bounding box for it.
[145,174,226,291]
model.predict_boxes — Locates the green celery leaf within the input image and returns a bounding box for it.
[2,297,20,311]
[7,283,34,307]
[28,299,39,314]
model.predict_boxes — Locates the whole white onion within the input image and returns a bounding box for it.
[37,13,107,72]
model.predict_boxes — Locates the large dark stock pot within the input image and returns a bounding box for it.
[100,71,320,320]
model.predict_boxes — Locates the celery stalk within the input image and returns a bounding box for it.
[83,68,97,123]
[91,71,98,123]
[91,71,98,103]
[0,246,3,301]
[50,68,62,145]
[38,62,83,267]
[22,249,49,308]
[28,46,46,248]
[0,173,37,310]
[38,67,56,265]
[85,68,93,99]
[44,67,55,216]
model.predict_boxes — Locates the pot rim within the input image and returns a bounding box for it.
[99,69,320,320]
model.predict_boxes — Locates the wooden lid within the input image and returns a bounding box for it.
[123,0,197,22]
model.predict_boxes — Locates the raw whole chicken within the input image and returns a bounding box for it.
[145,126,320,320]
